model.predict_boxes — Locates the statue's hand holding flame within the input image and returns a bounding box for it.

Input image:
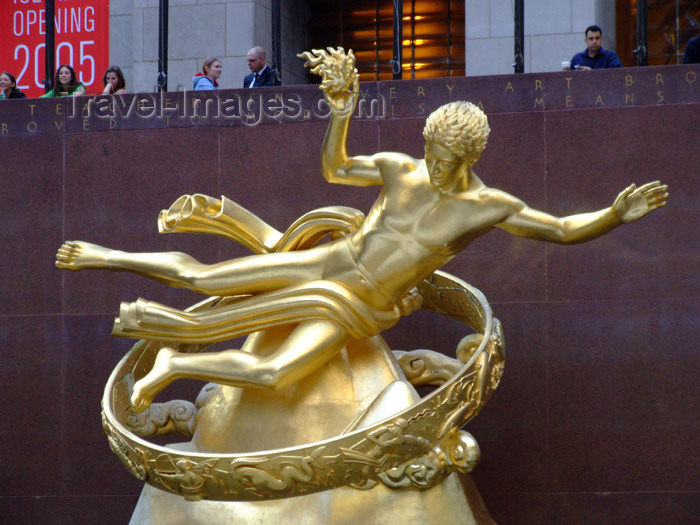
[298,47,359,116]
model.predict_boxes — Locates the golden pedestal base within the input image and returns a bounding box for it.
[130,471,491,525]
[127,330,495,523]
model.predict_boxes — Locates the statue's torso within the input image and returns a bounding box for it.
[348,162,509,302]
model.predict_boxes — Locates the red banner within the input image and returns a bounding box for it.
[2,0,110,98]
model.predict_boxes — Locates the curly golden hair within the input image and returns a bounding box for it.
[423,101,490,167]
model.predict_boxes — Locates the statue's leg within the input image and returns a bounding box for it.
[56,240,327,296]
[130,320,351,411]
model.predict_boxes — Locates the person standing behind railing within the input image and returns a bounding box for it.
[244,47,281,87]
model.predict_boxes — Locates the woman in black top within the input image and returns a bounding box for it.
[0,72,27,99]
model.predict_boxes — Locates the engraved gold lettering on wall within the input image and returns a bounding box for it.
[67,97,79,118]
[220,97,238,119]
[287,94,303,120]
[201,98,218,118]
[268,92,293,121]
[535,80,545,108]
[190,115,201,125]
[111,96,136,119]
[243,95,261,124]
[357,97,374,118]
[83,119,89,131]
[137,97,155,118]
[313,94,330,118]
[625,74,634,105]
[0,67,694,133]
[357,95,380,119]
[1,123,8,135]
[93,97,112,118]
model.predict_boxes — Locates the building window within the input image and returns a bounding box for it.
[306,0,465,81]
[617,0,700,66]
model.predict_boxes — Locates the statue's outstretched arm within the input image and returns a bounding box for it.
[298,47,382,187]
[496,181,668,244]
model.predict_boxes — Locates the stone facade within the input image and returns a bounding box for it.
[110,0,306,93]
[110,1,619,93]
[465,0,617,76]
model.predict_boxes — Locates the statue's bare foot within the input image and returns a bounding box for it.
[55,241,112,270]
[131,347,177,413]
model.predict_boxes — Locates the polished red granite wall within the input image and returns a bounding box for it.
[1,65,698,524]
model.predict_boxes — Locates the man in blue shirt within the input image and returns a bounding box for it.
[570,25,622,70]
[682,34,700,64]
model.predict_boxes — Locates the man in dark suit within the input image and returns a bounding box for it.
[244,47,281,87]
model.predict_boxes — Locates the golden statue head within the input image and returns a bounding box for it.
[423,101,490,168]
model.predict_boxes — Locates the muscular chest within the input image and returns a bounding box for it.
[382,193,495,252]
